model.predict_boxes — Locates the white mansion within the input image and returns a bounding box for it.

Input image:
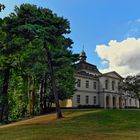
[61,50,139,108]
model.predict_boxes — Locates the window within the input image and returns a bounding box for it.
[77,79,81,87]
[85,96,89,104]
[105,80,108,90]
[112,81,115,90]
[130,99,131,106]
[85,80,89,88]
[93,96,96,104]
[77,95,80,104]
[118,82,121,91]
[93,82,97,89]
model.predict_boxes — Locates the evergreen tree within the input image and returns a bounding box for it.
[0,3,78,121]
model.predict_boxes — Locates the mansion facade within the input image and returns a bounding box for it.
[61,50,139,109]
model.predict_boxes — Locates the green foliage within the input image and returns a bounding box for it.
[121,74,140,99]
[8,74,28,121]
[0,3,78,121]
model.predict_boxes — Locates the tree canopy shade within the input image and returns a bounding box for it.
[0,3,78,122]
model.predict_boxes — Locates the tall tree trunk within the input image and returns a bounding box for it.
[44,42,62,119]
[43,75,47,113]
[0,68,10,122]
[28,76,35,116]
[31,83,35,116]
[39,79,44,114]
[39,75,47,114]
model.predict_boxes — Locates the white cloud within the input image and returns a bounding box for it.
[96,38,140,77]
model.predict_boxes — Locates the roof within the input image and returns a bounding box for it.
[76,71,99,79]
[102,71,124,79]
[76,61,101,74]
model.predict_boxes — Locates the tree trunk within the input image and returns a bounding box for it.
[44,42,62,119]
[39,79,44,114]
[28,76,35,116]
[43,75,47,112]
[0,68,10,122]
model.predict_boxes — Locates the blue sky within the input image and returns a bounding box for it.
[1,0,140,74]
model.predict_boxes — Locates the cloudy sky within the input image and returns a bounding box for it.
[1,0,140,77]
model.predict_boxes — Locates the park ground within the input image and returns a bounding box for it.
[0,109,140,140]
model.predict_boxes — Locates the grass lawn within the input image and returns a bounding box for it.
[0,109,140,140]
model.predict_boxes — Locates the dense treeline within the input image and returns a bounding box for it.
[0,4,78,123]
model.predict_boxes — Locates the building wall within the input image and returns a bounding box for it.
[59,71,139,108]
[72,76,99,107]
[72,91,99,107]
[60,99,73,107]
[99,76,120,93]
[76,76,99,92]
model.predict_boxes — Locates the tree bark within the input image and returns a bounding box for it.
[0,68,10,122]
[39,79,44,114]
[43,75,47,112]
[44,42,62,119]
[28,76,35,116]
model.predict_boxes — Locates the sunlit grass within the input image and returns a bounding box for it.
[0,109,140,140]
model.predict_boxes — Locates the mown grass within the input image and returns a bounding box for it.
[0,109,140,140]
